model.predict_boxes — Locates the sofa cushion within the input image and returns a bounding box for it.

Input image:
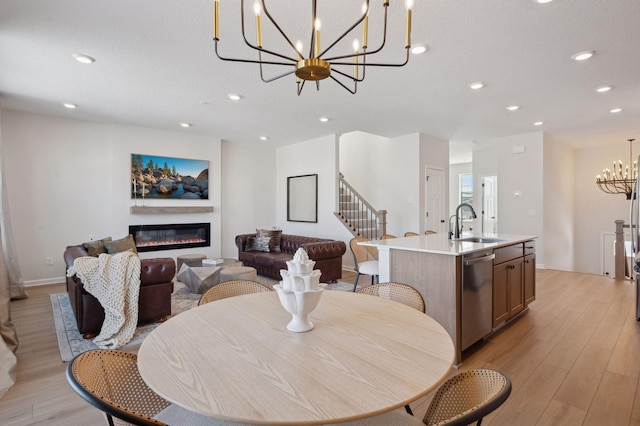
[254,253,276,267]
[271,253,294,271]
[257,228,282,252]
[245,236,271,252]
[82,237,112,257]
[238,251,257,265]
[104,234,138,254]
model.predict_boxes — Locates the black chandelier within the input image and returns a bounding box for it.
[212,0,415,95]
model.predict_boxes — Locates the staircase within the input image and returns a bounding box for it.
[335,173,387,239]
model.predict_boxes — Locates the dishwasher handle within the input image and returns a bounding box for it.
[464,253,495,266]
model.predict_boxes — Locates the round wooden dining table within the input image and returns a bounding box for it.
[138,290,455,425]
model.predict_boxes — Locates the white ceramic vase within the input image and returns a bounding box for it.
[273,284,324,332]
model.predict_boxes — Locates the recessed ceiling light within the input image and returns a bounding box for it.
[505,105,520,111]
[410,44,428,55]
[533,121,544,126]
[571,50,595,61]
[260,136,269,141]
[227,94,241,101]
[319,117,330,122]
[63,103,77,109]
[595,86,612,93]
[72,53,95,64]
[610,108,622,113]
[469,82,485,90]
[532,0,553,4]
[179,122,192,128]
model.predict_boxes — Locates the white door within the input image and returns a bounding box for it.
[481,176,498,233]
[426,167,446,233]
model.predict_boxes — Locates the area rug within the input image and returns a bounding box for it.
[52,276,357,362]
[51,281,201,362]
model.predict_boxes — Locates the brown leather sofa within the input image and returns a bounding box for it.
[63,245,176,338]
[235,234,346,283]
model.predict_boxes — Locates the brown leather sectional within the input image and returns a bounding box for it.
[63,245,176,338]
[235,233,346,283]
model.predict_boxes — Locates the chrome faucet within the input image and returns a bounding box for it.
[449,203,477,239]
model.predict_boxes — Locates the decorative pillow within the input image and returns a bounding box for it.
[257,228,282,252]
[245,236,271,252]
[104,234,138,255]
[82,237,113,257]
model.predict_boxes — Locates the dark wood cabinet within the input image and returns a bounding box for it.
[524,253,536,306]
[492,240,534,328]
[493,257,524,327]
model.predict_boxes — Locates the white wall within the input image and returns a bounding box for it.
[275,135,345,238]
[473,132,544,266]
[543,135,575,271]
[221,140,276,259]
[1,110,230,285]
[574,142,632,274]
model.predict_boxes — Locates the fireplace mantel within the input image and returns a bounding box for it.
[130,206,214,214]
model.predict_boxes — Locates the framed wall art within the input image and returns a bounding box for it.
[287,174,318,223]
[131,153,209,200]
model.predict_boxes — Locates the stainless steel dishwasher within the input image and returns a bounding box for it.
[461,250,495,350]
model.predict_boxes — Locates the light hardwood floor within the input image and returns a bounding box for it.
[2,269,640,425]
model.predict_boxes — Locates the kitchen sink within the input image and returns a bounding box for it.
[455,237,505,244]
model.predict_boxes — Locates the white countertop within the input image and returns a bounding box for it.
[359,232,537,256]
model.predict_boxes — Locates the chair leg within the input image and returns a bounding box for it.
[353,272,361,292]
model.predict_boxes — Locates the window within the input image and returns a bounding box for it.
[460,173,473,205]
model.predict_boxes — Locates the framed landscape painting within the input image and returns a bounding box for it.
[131,153,209,200]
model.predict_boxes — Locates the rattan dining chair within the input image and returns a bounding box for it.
[66,349,249,426]
[332,369,511,426]
[423,369,512,426]
[198,279,273,305]
[349,237,379,292]
[381,234,396,239]
[356,282,425,313]
[66,349,168,426]
[404,231,419,237]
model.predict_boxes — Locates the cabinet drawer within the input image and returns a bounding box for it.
[524,240,536,255]
[493,243,523,264]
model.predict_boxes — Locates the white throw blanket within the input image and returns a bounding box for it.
[67,251,141,349]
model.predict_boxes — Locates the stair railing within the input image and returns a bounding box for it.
[336,173,387,239]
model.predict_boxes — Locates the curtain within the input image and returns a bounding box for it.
[0,104,25,399]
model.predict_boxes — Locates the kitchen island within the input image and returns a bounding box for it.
[360,233,537,365]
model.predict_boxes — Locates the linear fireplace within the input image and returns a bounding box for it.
[129,223,210,252]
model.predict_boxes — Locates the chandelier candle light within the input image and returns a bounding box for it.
[212,0,415,95]
[596,139,638,199]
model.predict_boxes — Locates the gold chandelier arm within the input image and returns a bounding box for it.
[258,52,296,83]
[328,74,357,94]
[332,47,410,67]
[214,40,296,66]
[332,66,365,84]
[238,1,299,63]
[259,0,306,58]
[316,0,371,59]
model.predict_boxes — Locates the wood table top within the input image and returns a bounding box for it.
[138,290,455,425]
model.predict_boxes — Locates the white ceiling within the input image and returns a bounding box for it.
[1,0,639,164]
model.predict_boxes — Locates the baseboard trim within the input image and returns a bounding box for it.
[25,277,65,287]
